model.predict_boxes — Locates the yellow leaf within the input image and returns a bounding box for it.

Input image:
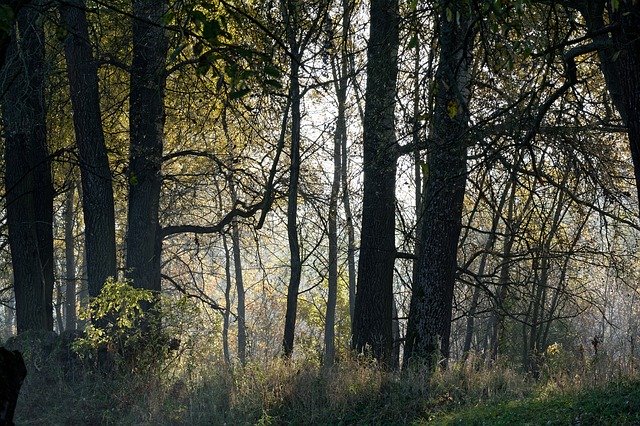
[447,100,458,118]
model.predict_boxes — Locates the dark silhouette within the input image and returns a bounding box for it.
[0,347,27,425]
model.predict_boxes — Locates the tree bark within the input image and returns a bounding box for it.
[281,0,303,358]
[352,0,399,365]
[125,0,168,293]
[61,0,117,298]
[404,0,474,367]
[1,2,53,332]
[64,184,77,330]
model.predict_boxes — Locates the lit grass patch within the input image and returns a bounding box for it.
[423,379,640,425]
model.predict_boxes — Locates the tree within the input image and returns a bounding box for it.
[61,0,117,299]
[63,184,77,330]
[281,0,304,358]
[404,0,475,367]
[324,0,353,367]
[571,1,640,208]
[125,0,169,293]
[352,0,400,365]
[1,1,54,332]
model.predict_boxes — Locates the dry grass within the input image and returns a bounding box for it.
[9,335,639,425]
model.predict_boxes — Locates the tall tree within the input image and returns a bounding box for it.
[61,0,117,298]
[352,0,400,365]
[64,184,77,330]
[125,0,168,293]
[324,0,352,368]
[404,0,475,367]
[1,1,54,332]
[229,176,247,364]
[574,2,640,208]
[281,0,303,357]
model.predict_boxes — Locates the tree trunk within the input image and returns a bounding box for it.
[324,2,350,367]
[222,234,232,365]
[281,0,303,358]
[125,0,168,293]
[61,0,117,298]
[342,99,356,327]
[404,0,474,367]
[352,0,399,365]
[1,2,53,333]
[64,184,77,330]
[229,180,247,364]
[324,87,342,368]
[576,2,640,209]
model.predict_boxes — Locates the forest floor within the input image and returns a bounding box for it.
[426,378,640,425]
[8,334,640,425]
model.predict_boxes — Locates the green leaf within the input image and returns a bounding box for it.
[202,19,221,42]
[447,100,458,118]
[265,79,283,89]
[409,0,418,12]
[192,41,204,57]
[446,7,453,22]
[230,87,251,99]
[0,4,14,34]
[196,54,211,76]
[162,11,174,26]
[407,35,418,50]
[611,0,619,11]
[190,10,207,24]
[264,64,281,78]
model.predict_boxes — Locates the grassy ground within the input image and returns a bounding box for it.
[426,379,640,425]
[8,334,640,425]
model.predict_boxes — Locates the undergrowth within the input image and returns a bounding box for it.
[8,285,639,424]
[10,340,639,425]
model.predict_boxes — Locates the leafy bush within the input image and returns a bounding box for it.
[73,278,199,373]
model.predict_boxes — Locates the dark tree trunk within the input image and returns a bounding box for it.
[64,184,77,330]
[1,2,54,333]
[352,0,399,365]
[404,0,474,368]
[577,2,640,209]
[61,0,117,298]
[229,179,246,364]
[342,100,356,327]
[222,234,232,365]
[281,0,302,358]
[125,0,168,292]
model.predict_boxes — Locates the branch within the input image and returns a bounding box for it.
[161,273,227,313]
[160,200,264,239]
[256,94,291,229]
[396,251,418,260]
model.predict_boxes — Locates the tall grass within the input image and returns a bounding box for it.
[10,335,639,425]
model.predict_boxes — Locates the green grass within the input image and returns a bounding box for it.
[424,379,640,425]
